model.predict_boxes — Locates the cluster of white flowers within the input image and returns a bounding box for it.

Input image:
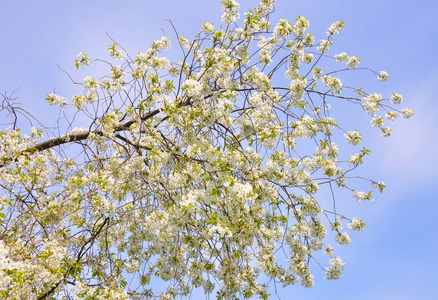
[0,238,70,299]
[74,279,128,300]
[101,66,126,92]
[259,48,273,66]
[293,16,309,36]
[289,78,307,102]
[71,92,97,109]
[381,126,392,137]
[378,71,389,81]
[69,127,89,136]
[151,56,171,70]
[75,52,91,68]
[84,76,98,91]
[330,217,343,231]
[347,218,366,231]
[221,0,240,25]
[131,38,172,78]
[46,93,67,107]
[292,115,318,139]
[100,111,120,138]
[258,36,276,50]
[178,36,190,48]
[208,224,232,238]
[182,78,202,97]
[317,39,332,52]
[282,132,296,149]
[324,245,334,256]
[327,20,345,35]
[352,190,373,202]
[201,22,215,35]
[380,127,392,137]
[152,36,171,50]
[335,52,349,63]
[335,232,351,245]
[344,130,362,145]
[301,157,318,171]
[312,68,323,81]
[349,154,361,166]
[108,43,127,60]
[234,45,250,64]
[371,115,384,128]
[125,259,140,274]
[274,18,293,38]
[0,241,26,291]
[316,141,338,157]
[325,256,345,280]
[303,53,314,64]
[285,44,305,78]
[390,93,403,104]
[320,117,336,134]
[385,111,398,121]
[322,75,342,93]
[347,56,360,69]
[362,93,382,114]
[244,67,271,91]
[401,108,415,118]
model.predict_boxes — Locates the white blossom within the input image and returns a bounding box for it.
[75,52,91,68]
[335,232,351,245]
[182,79,202,97]
[46,93,67,107]
[385,111,398,121]
[347,218,366,231]
[378,71,389,81]
[401,108,415,118]
[327,20,345,35]
[335,52,349,63]
[344,130,362,145]
[317,39,332,52]
[221,0,240,25]
[274,18,293,39]
[347,56,360,69]
[322,75,342,93]
[289,78,307,102]
[178,36,190,48]
[293,16,309,36]
[325,256,345,280]
[201,22,215,35]
[84,76,98,91]
[390,93,403,104]
[108,43,127,60]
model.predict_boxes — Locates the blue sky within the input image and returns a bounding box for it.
[1,0,437,299]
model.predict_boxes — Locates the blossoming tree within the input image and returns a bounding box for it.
[0,0,413,299]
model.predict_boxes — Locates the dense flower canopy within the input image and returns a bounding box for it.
[0,0,413,299]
